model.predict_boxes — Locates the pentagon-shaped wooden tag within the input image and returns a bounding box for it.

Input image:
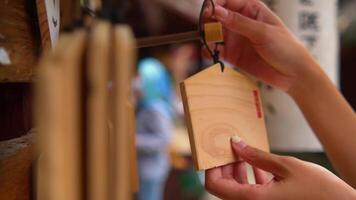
[180,64,269,170]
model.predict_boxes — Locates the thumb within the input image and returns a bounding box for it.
[231,136,289,178]
[214,5,270,45]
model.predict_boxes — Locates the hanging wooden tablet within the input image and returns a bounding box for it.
[36,30,86,200]
[180,64,269,170]
[86,21,110,200]
[58,30,85,200]
[112,25,136,200]
[35,37,61,200]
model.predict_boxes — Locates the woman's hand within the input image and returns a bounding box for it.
[205,137,356,200]
[210,0,320,92]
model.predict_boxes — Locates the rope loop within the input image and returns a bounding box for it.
[199,0,225,72]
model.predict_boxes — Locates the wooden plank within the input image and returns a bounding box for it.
[35,33,67,200]
[112,25,136,200]
[0,0,40,82]
[86,21,111,200]
[180,64,269,170]
[58,30,85,200]
[35,30,86,200]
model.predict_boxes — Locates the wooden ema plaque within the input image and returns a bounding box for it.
[180,64,269,170]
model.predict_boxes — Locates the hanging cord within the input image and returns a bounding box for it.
[199,0,225,72]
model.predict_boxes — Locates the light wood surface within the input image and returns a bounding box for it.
[86,21,111,200]
[35,36,62,200]
[60,30,85,200]
[36,30,86,200]
[180,64,269,170]
[112,25,136,200]
[36,34,69,200]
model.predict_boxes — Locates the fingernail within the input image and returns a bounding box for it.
[214,6,229,20]
[231,135,247,150]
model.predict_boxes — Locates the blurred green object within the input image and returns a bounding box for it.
[179,170,205,198]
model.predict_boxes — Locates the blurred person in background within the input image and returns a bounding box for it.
[135,58,175,200]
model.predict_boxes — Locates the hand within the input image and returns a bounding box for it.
[205,137,356,200]
[210,0,320,92]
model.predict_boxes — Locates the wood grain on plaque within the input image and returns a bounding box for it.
[0,0,40,81]
[112,25,136,200]
[87,21,111,200]
[180,64,269,170]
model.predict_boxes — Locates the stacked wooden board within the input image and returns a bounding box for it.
[35,20,138,200]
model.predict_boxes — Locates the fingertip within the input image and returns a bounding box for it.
[231,135,248,152]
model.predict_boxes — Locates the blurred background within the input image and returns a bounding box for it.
[1,0,356,200]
